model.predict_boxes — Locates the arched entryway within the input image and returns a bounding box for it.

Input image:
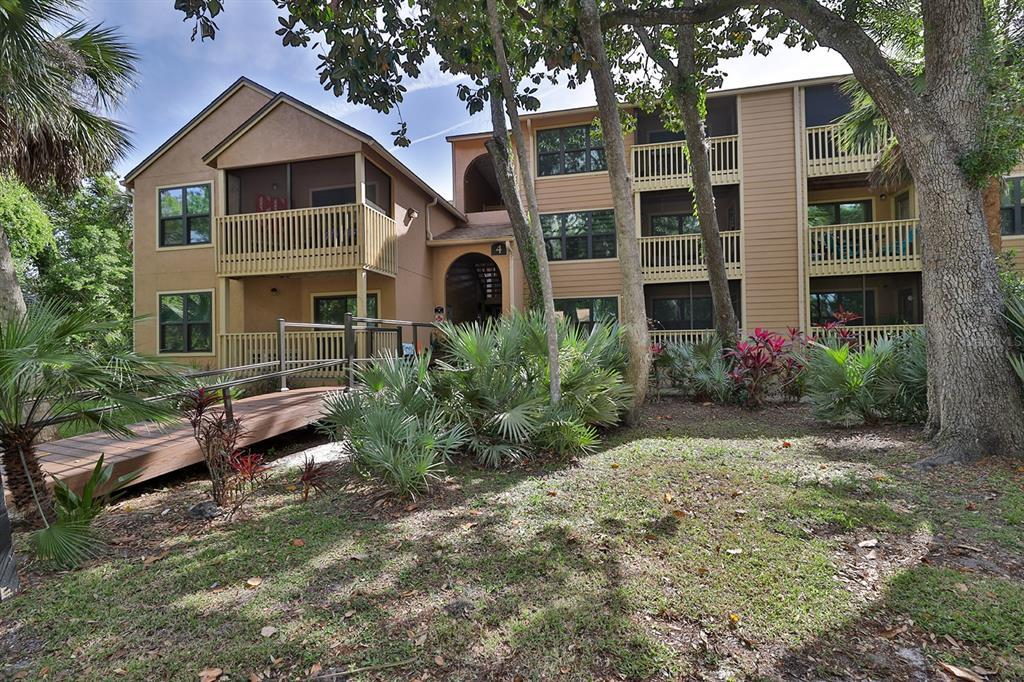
[463,153,504,213]
[445,253,503,324]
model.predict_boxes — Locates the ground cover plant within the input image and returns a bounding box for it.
[2,402,1022,681]
[321,313,631,495]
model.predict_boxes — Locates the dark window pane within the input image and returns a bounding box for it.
[160,324,185,353]
[188,216,211,244]
[565,237,589,260]
[188,324,212,353]
[540,214,561,237]
[593,297,617,321]
[538,154,561,177]
[563,150,587,174]
[187,293,212,322]
[1002,208,1015,235]
[589,148,607,171]
[159,295,184,323]
[692,297,713,329]
[591,211,615,233]
[563,126,587,150]
[651,215,680,236]
[564,212,587,235]
[807,205,835,227]
[311,186,355,207]
[186,185,210,215]
[838,202,870,224]
[591,234,616,258]
[537,130,562,153]
[160,188,183,218]
[161,218,185,246]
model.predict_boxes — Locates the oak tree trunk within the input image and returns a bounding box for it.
[484,0,561,403]
[579,0,651,422]
[0,224,27,323]
[675,18,740,348]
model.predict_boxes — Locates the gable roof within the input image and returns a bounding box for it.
[123,77,274,185]
[204,92,464,221]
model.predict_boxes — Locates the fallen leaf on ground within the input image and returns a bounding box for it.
[939,663,984,682]
[858,538,878,548]
[672,509,687,518]
[290,538,305,547]
[434,655,445,666]
[663,493,674,503]
[260,626,278,638]
[728,613,741,626]
[415,633,427,647]
[143,550,170,566]
[610,462,620,469]
[726,548,743,555]
[308,663,322,677]
[198,667,223,682]
[782,441,792,448]
[349,553,369,561]
[246,577,263,589]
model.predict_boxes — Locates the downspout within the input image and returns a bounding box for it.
[425,196,438,241]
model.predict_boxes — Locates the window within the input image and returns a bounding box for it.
[554,297,618,325]
[159,292,212,353]
[1001,177,1023,236]
[313,293,379,325]
[536,124,606,176]
[810,290,876,326]
[650,213,700,236]
[541,210,616,260]
[159,184,211,246]
[894,191,913,220]
[311,187,355,207]
[647,129,685,144]
[651,296,714,330]
[808,201,873,227]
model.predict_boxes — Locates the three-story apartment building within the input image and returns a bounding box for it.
[129,75,1024,368]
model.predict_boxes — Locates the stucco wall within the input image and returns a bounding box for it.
[131,84,272,363]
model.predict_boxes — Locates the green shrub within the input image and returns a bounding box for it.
[435,313,630,466]
[805,332,927,426]
[320,353,468,497]
[662,335,732,403]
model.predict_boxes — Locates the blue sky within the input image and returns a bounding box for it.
[85,0,850,200]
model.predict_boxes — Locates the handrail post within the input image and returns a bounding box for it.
[396,325,403,357]
[277,317,289,392]
[344,312,355,389]
[222,387,235,425]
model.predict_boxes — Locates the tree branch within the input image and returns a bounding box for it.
[602,0,744,29]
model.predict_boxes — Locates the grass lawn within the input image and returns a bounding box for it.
[3,402,1023,681]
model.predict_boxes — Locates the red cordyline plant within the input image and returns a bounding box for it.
[298,455,342,502]
[813,306,862,349]
[724,328,787,408]
[182,388,247,506]
[779,327,810,401]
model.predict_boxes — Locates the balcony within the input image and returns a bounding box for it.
[214,203,396,277]
[632,135,740,191]
[649,328,717,346]
[220,328,399,379]
[814,324,924,347]
[640,231,743,283]
[805,122,891,177]
[807,219,920,276]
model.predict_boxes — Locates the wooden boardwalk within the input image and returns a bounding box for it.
[36,387,334,492]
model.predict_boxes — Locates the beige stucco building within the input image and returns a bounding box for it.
[127,76,1024,368]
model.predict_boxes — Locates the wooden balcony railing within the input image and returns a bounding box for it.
[807,219,920,276]
[639,230,743,283]
[649,329,718,347]
[814,324,924,347]
[632,135,740,191]
[805,122,891,177]
[215,203,396,277]
[220,329,398,379]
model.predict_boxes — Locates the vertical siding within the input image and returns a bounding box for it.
[740,90,801,332]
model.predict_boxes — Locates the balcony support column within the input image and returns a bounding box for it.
[354,151,366,205]
[633,192,642,237]
[356,268,368,358]
[217,277,229,367]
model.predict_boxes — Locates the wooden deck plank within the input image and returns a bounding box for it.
[32,387,331,493]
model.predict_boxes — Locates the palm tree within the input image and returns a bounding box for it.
[0,0,136,597]
[0,0,137,320]
[0,303,182,526]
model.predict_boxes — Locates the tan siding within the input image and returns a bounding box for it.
[536,173,615,213]
[1003,235,1024,271]
[547,260,622,299]
[740,89,801,332]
